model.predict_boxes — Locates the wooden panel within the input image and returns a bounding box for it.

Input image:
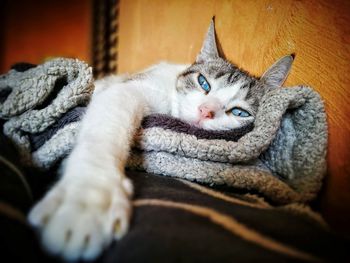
[118,0,350,234]
[0,0,92,73]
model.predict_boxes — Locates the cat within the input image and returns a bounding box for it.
[28,20,293,261]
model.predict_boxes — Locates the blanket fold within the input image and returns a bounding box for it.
[0,59,93,164]
[0,58,328,205]
[128,85,327,204]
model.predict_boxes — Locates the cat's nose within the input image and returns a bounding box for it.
[199,105,215,119]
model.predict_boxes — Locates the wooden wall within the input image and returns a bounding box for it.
[0,0,92,73]
[117,0,350,234]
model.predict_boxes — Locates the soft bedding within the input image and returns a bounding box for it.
[0,59,348,262]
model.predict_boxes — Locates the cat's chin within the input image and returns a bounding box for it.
[178,115,209,130]
[191,122,202,129]
[190,119,205,129]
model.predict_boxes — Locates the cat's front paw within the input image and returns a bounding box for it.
[28,176,133,261]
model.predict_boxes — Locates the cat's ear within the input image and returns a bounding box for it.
[260,54,294,87]
[196,19,219,63]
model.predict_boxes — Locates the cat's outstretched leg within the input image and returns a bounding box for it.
[28,84,146,261]
[29,171,133,260]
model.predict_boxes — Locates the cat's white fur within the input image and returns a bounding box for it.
[28,21,293,261]
[28,62,191,260]
[29,58,251,260]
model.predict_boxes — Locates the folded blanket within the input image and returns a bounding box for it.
[128,86,327,204]
[0,58,328,205]
[0,58,93,164]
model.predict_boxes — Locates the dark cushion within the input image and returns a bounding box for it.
[0,120,349,263]
[0,121,59,263]
[96,171,349,263]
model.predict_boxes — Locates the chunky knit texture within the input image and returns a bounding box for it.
[0,58,328,205]
[0,58,93,164]
[127,86,328,204]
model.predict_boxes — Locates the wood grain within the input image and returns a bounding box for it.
[118,0,350,234]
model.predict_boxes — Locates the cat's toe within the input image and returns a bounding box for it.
[41,208,72,255]
[114,183,133,239]
[28,187,63,227]
[81,230,106,260]
[121,177,134,197]
[111,203,131,240]
[38,202,111,261]
[61,212,108,261]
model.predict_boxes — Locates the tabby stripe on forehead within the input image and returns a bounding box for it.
[214,71,228,79]
[245,81,258,101]
[241,81,254,90]
[179,70,196,78]
[227,71,241,84]
[240,83,249,90]
[249,80,256,89]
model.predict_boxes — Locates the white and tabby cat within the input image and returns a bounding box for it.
[28,21,293,261]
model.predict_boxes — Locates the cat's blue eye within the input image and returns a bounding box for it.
[198,74,211,93]
[231,107,251,117]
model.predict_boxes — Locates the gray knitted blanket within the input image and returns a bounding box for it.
[0,59,93,165]
[0,58,328,205]
[128,87,328,204]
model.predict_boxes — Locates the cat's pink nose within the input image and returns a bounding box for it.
[199,105,215,119]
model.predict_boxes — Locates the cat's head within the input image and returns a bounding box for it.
[174,20,294,130]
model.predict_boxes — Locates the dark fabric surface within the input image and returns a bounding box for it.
[0,120,60,263]
[96,171,349,263]
[0,121,32,212]
[0,121,349,263]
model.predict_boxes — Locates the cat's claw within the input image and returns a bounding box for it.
[28,176,133,261]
